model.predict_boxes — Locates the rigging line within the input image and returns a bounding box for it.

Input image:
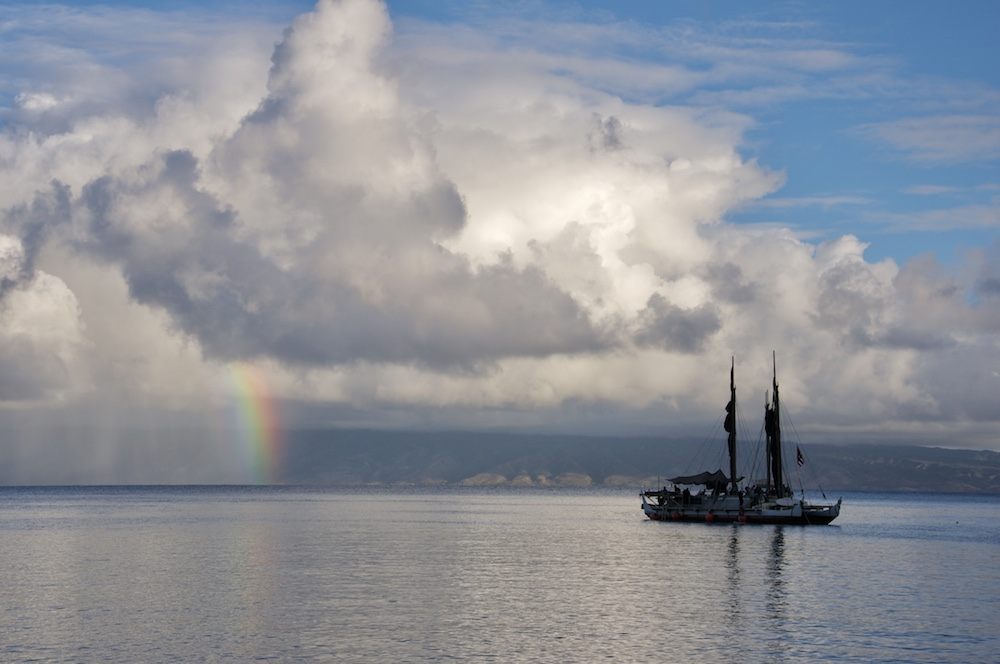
[788,409,804,497]
[743,392,766,484]
[778,409,794,492]
[735,412,756,485]
[784,408,828,500]
[690,416,721,474]
[782,440,792,491]
[752,389,772,487]
[712,422,728,476]
[794,459,805,498]
[684,412,724,477]
[747,420,766,486]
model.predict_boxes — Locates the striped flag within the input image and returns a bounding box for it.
[796,446,805,467]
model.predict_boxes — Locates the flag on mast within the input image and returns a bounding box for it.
[796,446,805,467]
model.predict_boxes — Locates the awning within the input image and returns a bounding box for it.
[668,469,734,489]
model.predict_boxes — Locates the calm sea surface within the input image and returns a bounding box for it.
[0,487,997,663]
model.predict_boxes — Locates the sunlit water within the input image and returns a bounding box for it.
[0,487,997,662]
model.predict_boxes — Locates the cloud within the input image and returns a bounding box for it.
[872,203,1000,231]
[0,259,88,402]
[751,195,870,210]
[635,294,721,353]
[0,0,998,459]
[903,183,1000,197]
[903,184,961,196]
[858,114,1000,164]
[0,196,88,403]
[36,1,607,368]
[972,241,1000,302]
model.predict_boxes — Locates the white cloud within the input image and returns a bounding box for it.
[0,239,89,402]
[751,195,870,210]
[859,114,1000,164]
[902,183,1000,198]
[873,203,1000,231]
[903,184,961,196]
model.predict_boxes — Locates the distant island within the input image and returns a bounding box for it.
[280,429,1000,494]
[2,426,997,491]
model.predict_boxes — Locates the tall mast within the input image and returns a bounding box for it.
[771,351,784,496]
[724,356,737,494]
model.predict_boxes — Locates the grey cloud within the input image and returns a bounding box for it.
[64,150,605,368]
[813,254,971,352]
[979,277,1000,296]
[0,333,71,401]
[702,262,756,304]
[1,182,71,294]
[813,259,887,344]
[914,343,1000,422]
[974,242,1000,300]
[589,114,624,151]
[635,294,720,353]
[0,191,81,401]
[851,327,956,351]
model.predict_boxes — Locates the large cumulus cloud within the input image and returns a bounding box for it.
[0,0,997,447]
[9,0,606,370]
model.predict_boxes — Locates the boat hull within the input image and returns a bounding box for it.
[641,496,841,526]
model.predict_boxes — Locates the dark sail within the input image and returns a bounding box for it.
[764,401,775,493]
[725,357,737,493]
[764,406,777,437]
[771,351,784,496]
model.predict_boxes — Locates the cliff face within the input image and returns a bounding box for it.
[279,430,1000,493]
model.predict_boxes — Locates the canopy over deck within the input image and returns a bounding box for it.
[668,469,737,490]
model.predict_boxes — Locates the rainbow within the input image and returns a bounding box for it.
[226,363,284,483]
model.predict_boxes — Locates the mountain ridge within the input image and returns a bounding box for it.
[279,429,1000,494]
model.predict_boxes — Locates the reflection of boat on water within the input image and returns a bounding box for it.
[641,354,841,525]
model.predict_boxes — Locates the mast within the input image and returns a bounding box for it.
[771,351,784,497]
[724,357,737,494]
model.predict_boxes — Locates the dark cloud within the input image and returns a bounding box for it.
[635,294,720,353]
[703,262,756,304]
[1,182,71,295]
[590,114,624,151]
[852,327,956,351]
[978,277,1000,296]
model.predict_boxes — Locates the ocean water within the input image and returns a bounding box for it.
[0,488,997,663]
